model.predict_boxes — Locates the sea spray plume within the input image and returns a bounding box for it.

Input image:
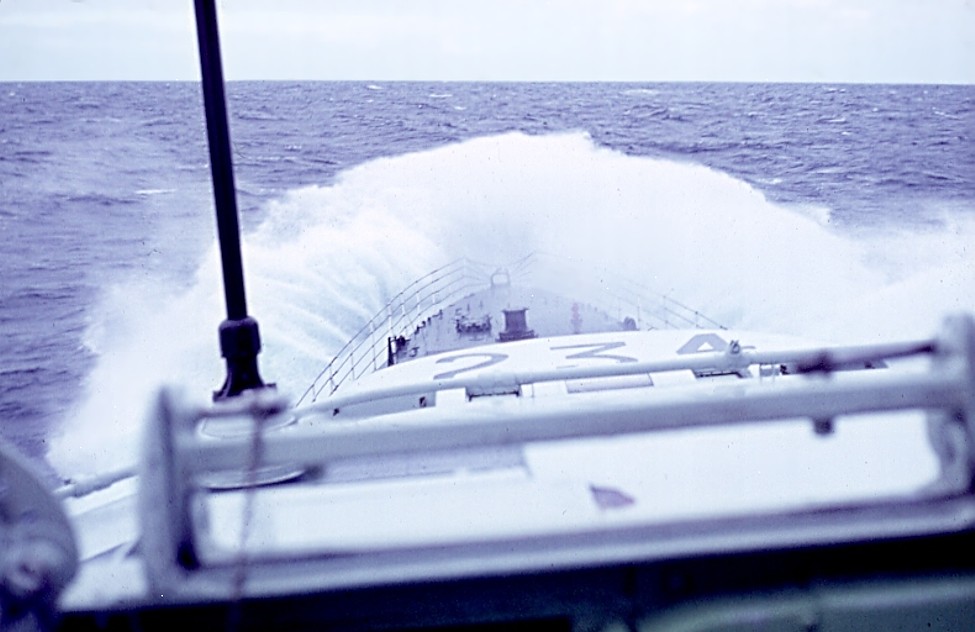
[347,131,972,343]
[323,132,886,338]
[50,275,222,477]
[49,179,443,477]
[245,189,445,388]
[834,211,975,343]
[48,131,973,476]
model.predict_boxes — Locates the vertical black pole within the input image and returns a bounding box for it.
[193,0,268,399]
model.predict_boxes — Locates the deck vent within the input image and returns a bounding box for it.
[498,308,536,342]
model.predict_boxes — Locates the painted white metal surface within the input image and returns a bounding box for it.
[57,315,975,609]
[201,409,936,556]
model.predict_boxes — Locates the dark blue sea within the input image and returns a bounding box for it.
[1,81,973,478]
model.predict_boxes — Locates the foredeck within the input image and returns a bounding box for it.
[296,255,727,405]
[390,280,629,364]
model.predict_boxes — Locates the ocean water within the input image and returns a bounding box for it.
[0,81,972,478]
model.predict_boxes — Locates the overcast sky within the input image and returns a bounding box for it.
[1,0,972,83]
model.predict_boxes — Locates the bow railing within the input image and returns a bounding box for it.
[296,259,493,405]
[297,253,728,404]
[505,252,727,330]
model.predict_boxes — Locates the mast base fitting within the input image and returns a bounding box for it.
[213,317,272,401]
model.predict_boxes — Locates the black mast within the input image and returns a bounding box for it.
[193,0,268,400]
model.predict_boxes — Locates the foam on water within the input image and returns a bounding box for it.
[48,132,975,476]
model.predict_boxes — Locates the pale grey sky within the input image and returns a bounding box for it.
[1,0,972,83]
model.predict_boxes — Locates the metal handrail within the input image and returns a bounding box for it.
[296,259,491,405]
[299,336,940,419]
[173,314,975,473]
[516,252,727,331]
[297,253,729,404]
[139,314,975,594]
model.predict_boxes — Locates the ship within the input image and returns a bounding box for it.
[1,1,974,630]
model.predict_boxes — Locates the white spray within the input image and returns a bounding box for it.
[48,132,975,476]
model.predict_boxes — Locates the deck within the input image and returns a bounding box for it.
[389,278,631,364]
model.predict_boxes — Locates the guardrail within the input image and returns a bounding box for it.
[139,314,975,597]
[297,253,727,404]
[504,252,727,330]
[296,259,493,405]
